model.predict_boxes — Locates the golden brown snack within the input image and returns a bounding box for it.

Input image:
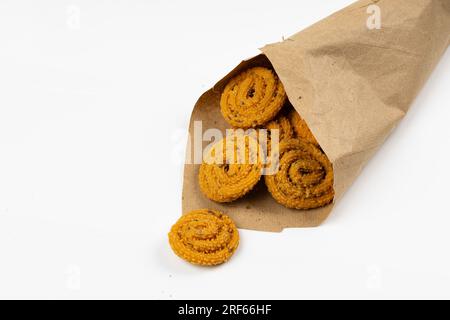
[262,115,294,167]
[288,110,319,145]
[168,209,239,266]
[199,134,262,203]
[265,115,294,143]
[220,67,286,128]
[265,139,334,209]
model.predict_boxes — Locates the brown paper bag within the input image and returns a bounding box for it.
[182,0,450,232]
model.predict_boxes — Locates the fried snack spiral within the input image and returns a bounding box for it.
[220,67,286,128]
[168,209,239,266]
[288,110,318,145]
[265,139,334,209]
[266,115,294,142]
[263,115,294,164]
[199,134,262,203]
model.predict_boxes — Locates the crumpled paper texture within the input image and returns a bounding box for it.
[182,0,450,232]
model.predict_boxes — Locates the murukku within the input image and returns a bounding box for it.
[168,209,239,266]
[265,115,294,143]
[288,110,318,145]
[265,139,334,210]
[262,115,294,165]
[199,133,262,203]
[220,67,286,128]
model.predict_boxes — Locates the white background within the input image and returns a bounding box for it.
[0,0,449,300]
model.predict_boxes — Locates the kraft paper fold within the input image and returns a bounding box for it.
[182,0,450,232]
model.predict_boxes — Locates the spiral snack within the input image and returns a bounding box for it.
[199,134,262,203]
[220,67,286,128]
[288,110,318,145]
[263,115,294,167]
[266,115,294,143]
[265,139,334,209]
[168,209,239,266]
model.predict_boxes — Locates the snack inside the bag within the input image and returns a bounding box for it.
[201,66,335,211]
[220,67,286,128]
[265,139,334,210]
[199,133,262,203]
